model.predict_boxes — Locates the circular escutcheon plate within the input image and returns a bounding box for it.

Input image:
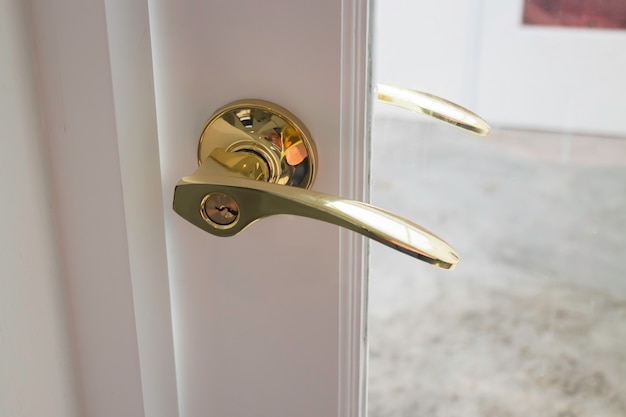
[197,99,316,190]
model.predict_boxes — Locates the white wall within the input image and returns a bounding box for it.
[375,0,626,136]
[374,0,481,117]
[0,1,79,416]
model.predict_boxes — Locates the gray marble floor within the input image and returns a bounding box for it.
[368,118,626,417]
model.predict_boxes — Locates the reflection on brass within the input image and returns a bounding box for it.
[197,99,315,189]
[209,148,269,181]
[173,99,461,269]
[377,83,491,135]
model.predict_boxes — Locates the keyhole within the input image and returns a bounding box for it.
[215,205,238,219]
[201,193,240,226]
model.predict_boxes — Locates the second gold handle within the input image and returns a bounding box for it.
[377,83,491,135]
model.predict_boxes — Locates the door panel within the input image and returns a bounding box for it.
[148,1,369,416]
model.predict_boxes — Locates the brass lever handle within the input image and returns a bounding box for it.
[173,97,490,269]
[174,155,459,269]
[377,83,491,136]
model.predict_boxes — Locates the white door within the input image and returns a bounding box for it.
[146,1,370,416]
[2,1,372,417]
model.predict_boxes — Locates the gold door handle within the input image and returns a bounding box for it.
[173,96,490,270]
[174,155,459,270]
[377,83,491,135]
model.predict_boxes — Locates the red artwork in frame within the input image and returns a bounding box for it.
[523,0,626,29]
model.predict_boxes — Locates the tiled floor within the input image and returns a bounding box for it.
[368,118,626,417]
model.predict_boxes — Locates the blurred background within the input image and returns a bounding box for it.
[368,1,626,416]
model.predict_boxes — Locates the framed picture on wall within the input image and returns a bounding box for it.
[523,0,626,29]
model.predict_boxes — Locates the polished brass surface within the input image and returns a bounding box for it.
[173,99,462,269]
[174,157,459,269]
[197,99,315,189]
[377,83,491,136]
